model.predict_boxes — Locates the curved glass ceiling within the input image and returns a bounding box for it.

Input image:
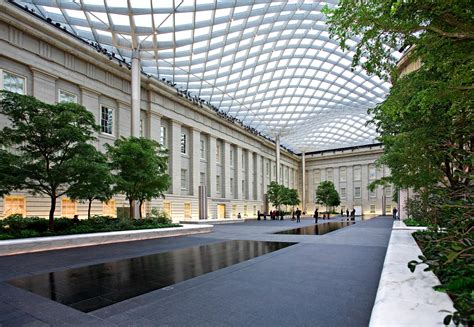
[12,0,393,153]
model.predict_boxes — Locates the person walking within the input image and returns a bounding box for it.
[392,207,398,220]
[280,210,284,221]
[314,208,319,224]
[346,209,349,217]
[296,208,301,223]
[340,209,344,216]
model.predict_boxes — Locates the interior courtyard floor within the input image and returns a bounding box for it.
[0,215,393,326]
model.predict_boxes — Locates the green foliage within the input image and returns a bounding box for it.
[325,3,473,324]
[403,218,428,227]
[315,181,341,211]
[148,208,173,224]
[0,215,180,240]
[107,137,170,218]
[0,91,101,230]
[67,150,114,218]
[267,182,300,210]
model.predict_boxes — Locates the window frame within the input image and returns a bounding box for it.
[61,198,77,218]
[100,105,114,136]
[180,133,187,155]
[3,195,26,217]
[354,186,361,198]
[1,69,26,94]
[160,125,168,148]
[58,89,78,103]
[181,169,188,190]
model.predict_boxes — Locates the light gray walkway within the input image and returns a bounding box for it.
[0,216,392,326]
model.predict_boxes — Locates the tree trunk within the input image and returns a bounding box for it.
[139,200,143,219]
[129,198,134,219]
[88,199,92,219]
[49,196,57,231]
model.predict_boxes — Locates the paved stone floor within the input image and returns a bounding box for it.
[0,216,393,326]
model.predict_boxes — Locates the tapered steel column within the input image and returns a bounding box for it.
[276,135,281,184]
[131,48,141,137]
[302,152,306,213]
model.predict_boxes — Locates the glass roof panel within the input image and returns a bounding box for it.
[13,0,393,153]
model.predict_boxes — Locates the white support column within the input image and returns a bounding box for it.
[276,135,281,184]
[208,136,217,198]
[247,151,254,201]
[236,146,243,199]
[223,142,231,199]
[131,49,141,137]
[170,121,182,195]
[191,128,201,196]
[255,153,262,201]
[302,152,306,213]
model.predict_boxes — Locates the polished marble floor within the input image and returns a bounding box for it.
[7,240,294,313]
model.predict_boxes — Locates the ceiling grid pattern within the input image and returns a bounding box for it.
[13,0,392,152]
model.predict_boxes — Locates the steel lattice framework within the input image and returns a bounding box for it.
[13,0,393,153]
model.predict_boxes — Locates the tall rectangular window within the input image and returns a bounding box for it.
[160,126,168,148]
[200,172,206,186]
[340,187,346,199]
[370,205,376,213]
[216,142,221,163]
[3,196,26,217]
[326,168,333,182]
[354,166,361,181]
[181,169,187,190]
[339,167,346,182]
[385,185,392,197]
[184,203,191,219]
[369,189,377,198]
[180,133,187,154]
[163,201,171,217]
[100,106,113,135]
[2,71,25,94]
[200,140,205,159]
[242,180,245,195]
[61,198,76,218]
[314,169,320,184]
[230,149,234,167]
[266,162,270,177]
[216,175,221,192]
[103,199,116,217]
[369,164,377,180]
[58,89,77,103]
[354,187,361,198]
[230,177,234,195]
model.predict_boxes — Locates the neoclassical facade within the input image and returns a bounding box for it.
[0,4,394,222]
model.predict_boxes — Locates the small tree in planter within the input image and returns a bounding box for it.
[67,150,114,219]
[0,91,100,230]
[267,181,285,212]
[315,181,341,215]
[107,137,170,218]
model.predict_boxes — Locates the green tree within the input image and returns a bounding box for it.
[325,2,473,324]
[315,181,341,212]
[282,188,300,212]
[107,137,170,218]
[67,150,114,219]
[267,181,285,210]
[0,91,100,230]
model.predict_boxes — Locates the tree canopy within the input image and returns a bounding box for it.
[67,150,114,219]
[107,137,170,218]
[0,91,101,230]
[267,181,300,211]
[315,181,341,211]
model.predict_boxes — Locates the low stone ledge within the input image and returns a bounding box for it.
[179,219,244,225]
[369,222,455,326]
[392,220,428,231]
[0,224,213,257]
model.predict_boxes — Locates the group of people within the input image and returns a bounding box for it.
[257,210,284,221]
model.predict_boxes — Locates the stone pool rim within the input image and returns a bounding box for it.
[0,224,213,257]
[272,220,356,235]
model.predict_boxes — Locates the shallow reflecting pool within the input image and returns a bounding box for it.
[274,221,355,235]
[8,240,294,312]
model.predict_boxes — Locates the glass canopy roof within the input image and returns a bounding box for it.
[12,0,392,153]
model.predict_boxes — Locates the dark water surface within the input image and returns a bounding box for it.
[274,221,355,235]
[8,240,295,312]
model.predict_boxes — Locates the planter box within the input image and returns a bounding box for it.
[369,222,455,326]
[0,224,213,256]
